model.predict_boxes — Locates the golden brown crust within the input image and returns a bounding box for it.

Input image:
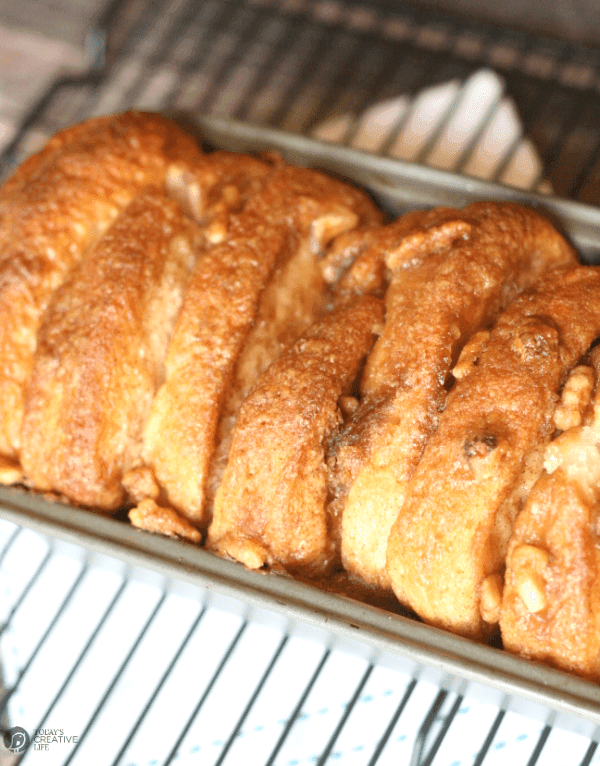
[329,202,577,591]
[20,188,202,510]
[204,173,383,508]
[166,150,272,236]
[141,206,284,522]
[0,111,203,459]
[500,351,600,678]
[386,266,600,638]
[129,498,202,544]
[8,115,600,681]
[0,116,114,205]
[501,473,600,679]
[204,236,329,508]
[21,149,273,513]
[0,455,23,485]
[141,161,381,525]
[208,295,384,576]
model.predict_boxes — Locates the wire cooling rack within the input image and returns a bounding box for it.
[1,519,599,766]
[2,1,600,763]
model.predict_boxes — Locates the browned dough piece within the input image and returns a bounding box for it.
[204,171,384,508]
[139,161,381,526]
[138,207,284,523]
[208,295,384,576]
[130,499,202,544]
[0,111,202,459]
[20,188,202,510]
[328,202,577,590]
[387,266,600,639]
[166,150,272,238]
[500,352,600,679]
[20,149,272,510]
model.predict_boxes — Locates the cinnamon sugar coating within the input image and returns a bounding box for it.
[20,188,202,510]
[140,160,381,525]
[0,111,202,459]
[500,349,600,679]
[329,202,576,591]
[387,266,600,638]
[7,114,600,685]
[208,295,384,576]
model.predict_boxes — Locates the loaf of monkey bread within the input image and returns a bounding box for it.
[2,111,600,683]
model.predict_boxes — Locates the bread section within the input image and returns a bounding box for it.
[2,111,600,683]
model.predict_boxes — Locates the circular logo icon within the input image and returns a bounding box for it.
[3,727,29,753]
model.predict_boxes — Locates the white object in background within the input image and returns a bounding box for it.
[313,68,552,193]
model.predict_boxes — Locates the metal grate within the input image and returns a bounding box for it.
[2,1,600,763]
[1,521,599,766]
[2,0,600,204]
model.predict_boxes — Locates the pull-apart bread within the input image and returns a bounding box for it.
[4,114,380,523]
[0,112,202,469]
[18,135,274,511]
[20,187,202,510]
[128,161,382,528]
[500,348,600,679]
[208,295,384,576]
[387,266,600,638]
[4,111,600,684]
[327,203,576,591]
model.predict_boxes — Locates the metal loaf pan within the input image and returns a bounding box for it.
[2,115,600,732]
